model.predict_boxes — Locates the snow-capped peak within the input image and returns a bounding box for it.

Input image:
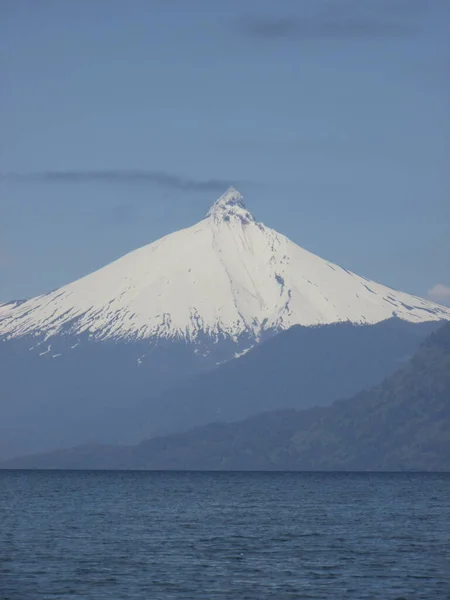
[1,188,450,344]
[205,186,255,224]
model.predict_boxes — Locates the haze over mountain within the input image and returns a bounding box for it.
[1,188,449,460]
[123,318,441,444]
[5,321,449,472]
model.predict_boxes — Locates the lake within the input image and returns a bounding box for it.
[1,471,449,599]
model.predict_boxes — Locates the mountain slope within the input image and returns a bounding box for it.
[123,318,441,442]
[1,187,449,461]
[7,322,449,471]
[0,318,439,461]
[1,188,449,346]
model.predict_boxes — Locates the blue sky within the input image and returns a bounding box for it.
[1,0,449,304]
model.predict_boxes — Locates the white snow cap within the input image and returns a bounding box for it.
[206,186,255,224]
[1,187,450,342]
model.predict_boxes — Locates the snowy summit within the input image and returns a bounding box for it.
[1,188,450,343]
[206,187,255,225]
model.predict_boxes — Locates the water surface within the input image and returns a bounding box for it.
[1,471,449,599]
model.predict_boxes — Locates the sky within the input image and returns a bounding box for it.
[1,0,449,305]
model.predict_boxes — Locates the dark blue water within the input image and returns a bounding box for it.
[1,471,449,599]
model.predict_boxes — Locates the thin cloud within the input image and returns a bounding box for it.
[238,15,418,40]
[2,170,237,193]
[235,0,427,41]
[427,284,450,306]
